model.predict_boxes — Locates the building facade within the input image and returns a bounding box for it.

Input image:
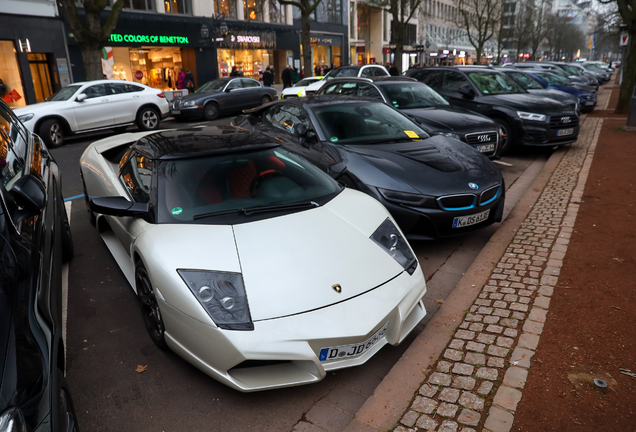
[0,0,72,108]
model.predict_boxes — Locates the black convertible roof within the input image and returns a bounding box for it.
[133,126,278,160]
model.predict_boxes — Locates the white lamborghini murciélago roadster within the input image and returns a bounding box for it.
[80,125,427,392]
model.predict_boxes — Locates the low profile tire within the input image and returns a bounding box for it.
[52,369,79,432]
[135,262,168,350]
[203,102,220,121]
[61,203,74,262]
[261,95,272,105]
[40,119,65,148]
[136,107,160,131]
[82,182,95,226]
[493,118,514,156]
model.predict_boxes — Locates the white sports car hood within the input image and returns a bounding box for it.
[234,192,405,321]
[137,190,406,323]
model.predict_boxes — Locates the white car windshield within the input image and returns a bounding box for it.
[157,147,340,223]
[48,85,81,101]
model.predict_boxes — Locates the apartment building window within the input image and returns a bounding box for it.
[244,0,263,20]
[349,2,356,38]
[122,0,155,10]
[270,0,286,23]
[311,0,342,23]
[164,0,191,13]
[217,0,237,18]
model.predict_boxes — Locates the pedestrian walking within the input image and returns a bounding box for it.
[389,64,399,76]
[263,66,274,87]
[176,68,186,89]
[281,65,293,89]
[184,69,195,92]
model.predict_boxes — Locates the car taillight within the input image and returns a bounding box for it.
[157,93,166,98]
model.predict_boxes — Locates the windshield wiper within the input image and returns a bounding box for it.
[193,201,319,220]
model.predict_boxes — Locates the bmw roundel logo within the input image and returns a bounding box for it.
[468,182,479,190]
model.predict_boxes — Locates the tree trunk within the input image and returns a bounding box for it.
[301,11,313,77]
[476,47,482,64]
[81,44,104,81]
[615,27,636,114]
[394,29,404,72]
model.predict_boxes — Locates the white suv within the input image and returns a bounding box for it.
[303,65,390,96]
[14,80,170,147]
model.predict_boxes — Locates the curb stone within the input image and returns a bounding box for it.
[343,110,604,431]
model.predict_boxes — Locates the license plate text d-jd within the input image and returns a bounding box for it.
[319,323,388,361]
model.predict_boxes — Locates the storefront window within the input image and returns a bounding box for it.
[218,48,270,79]
[244,0,263,21]
[217,0,237,18]
[28,53,54,103]
[269,0,286,23]
[164,0,191,14]
[0,41,26,109]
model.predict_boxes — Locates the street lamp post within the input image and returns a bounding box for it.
[200,15,229,79]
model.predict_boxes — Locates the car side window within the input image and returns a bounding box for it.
[226,79,243,90]
[322,83,342,94]
[82,84,109,99]
[270,105,309,134]
[0,104,28,190]
[418,71,443,89]
[357,83,383,100]
[360,67,373,77]
[110,83,144,94]
[119,152,152,203]
[240,79,260,88]
[442,71,470,92]
[372,67,388,76]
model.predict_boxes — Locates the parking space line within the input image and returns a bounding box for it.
[63,200,71,373]
[64,193,85,202]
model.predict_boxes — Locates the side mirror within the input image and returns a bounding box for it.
[294,124,309,147]
[10,174,47,214]
[224,87,232,93]
[76,93,87,102]
[458,84,475,99]
[328,162,347,179]
[90,196,150,219]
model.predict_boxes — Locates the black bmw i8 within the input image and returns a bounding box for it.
[234,96,505,240]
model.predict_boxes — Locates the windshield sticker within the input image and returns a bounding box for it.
[392,101,399,107]
[171,207,183,216]
[404,130,420,139]
[330,137,339,142]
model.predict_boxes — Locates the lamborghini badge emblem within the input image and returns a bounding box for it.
[332,284,342,294]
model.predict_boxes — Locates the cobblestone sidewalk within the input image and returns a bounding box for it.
[394,117,603,432]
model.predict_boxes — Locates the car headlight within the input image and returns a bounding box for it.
[440,132,461,140]
[0,408,26,432]
[177,270,253,330]
[371,218,417,274]
[575,102,580,111]
[298,88,306,97]
[377,187,437,208]
[17,113,34,123]
[516,111,546,122]
[188,100,197,107]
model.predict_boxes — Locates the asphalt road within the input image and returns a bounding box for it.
[53,117,552,431]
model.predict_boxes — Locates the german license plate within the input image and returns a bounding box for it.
[475,144,495,153]
[557,128,573,136]
[453,209,490,228]
[585,101,595,106]
[319,323,388,361]
[171,110,181,115]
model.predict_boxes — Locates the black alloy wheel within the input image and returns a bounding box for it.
[261,95,272,105]
[52,369,79,432]
[137,107,160,131]
[82,181,96,226]
[493,118,513,156]
[203,102,220,121]
[135,262,168,350]
[40,119,65,148]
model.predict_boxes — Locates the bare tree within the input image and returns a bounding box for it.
[510,0,534,58]
[545,12,587,61]
[597,0,636,113]
[527,0,552,59]
[58,0,125,81]
[455,0,502,63]
[279,0,323,77]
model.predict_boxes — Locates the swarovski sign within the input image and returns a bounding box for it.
[224,31,276,48]
[232,35,261,43]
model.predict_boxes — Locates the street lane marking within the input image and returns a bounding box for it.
[493,160,513,167]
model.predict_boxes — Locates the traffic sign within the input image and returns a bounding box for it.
[134,70,144,80]
[620,33,629,47]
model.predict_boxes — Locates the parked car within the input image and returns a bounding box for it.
[579,62,612,83]
[170,78,276,121]
[281,76,323,99]
[0,100,78,430]
[503,62,594,87]
[549,62,600,89]
[521,70,597,112]
[316,76,501,158]
[234,96,505,239]
[79,126,428,392]
[303,65,390,96]
[496,68,581,114]
[406,67,580,154]
[13,80,169,148]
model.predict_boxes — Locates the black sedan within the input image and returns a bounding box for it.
[234,96,505,240]
[317,76,501,158]
[406,67,580,154]
[170,78,277,121]
[0,100,78,430]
